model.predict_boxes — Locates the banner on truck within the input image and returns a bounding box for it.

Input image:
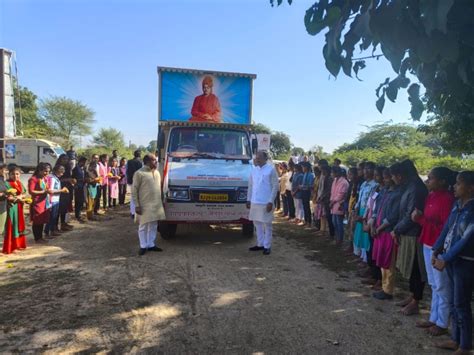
[159,69,254,125]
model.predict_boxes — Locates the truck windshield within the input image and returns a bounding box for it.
[168,128,251,159]
[54,147,66,156]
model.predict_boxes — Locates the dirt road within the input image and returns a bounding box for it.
[0,207,449,354]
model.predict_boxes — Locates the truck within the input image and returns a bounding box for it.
[3,138,66,171]
[156,66,257,238]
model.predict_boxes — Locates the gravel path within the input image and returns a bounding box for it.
[0,206,449,354]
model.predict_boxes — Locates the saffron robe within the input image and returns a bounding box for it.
[189,94,221,123]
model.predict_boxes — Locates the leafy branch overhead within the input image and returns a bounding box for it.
[272,0,474,152]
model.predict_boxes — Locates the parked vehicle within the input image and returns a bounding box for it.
[4,138,65,171]
[156,66,258,238]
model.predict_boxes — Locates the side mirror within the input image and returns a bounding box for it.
[252,138,258,154]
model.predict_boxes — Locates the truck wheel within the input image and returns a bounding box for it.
[159,223,177,239]
[242,223,254,237]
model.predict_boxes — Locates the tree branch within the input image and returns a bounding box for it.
[352,53,384,61]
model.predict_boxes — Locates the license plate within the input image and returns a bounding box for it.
[199,193,228,202]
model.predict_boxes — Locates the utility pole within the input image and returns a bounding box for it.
[0,48,15,164]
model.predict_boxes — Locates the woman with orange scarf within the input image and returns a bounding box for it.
[2,166,28,254]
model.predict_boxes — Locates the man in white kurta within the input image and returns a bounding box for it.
[247,151,279,255]
[132,154,166,255]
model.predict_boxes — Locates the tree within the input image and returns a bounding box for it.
[335,122,428,153]
[329,122,474,173]
[40,96,95,146]
[272,0,474,152]
[270,131,292,159]
[93,127,126,149]
[13,84,50,137]
[147,140,157,153]
[291,147,305,156]
[309,144,330,159]
[251,123,272,134]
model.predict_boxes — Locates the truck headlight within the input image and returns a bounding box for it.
[168,188,190,201]
[237,188,248,201]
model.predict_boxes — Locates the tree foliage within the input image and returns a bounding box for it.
[273,0,474,152]
[291,147,305,156]
[40,96,95,146]
[251,123,272,134]
[270,131,292,158]
[252,123,293,159]
[147,140,158,153]
[13,84,51,138]
[335,122,428,153]
[93,127,125,149]
[331,122,474,173]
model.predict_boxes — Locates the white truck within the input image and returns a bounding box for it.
[156,66,257,238]
[3,138,66,171]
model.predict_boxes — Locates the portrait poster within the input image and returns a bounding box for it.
[5,143,15,159]
[159,68,255,125]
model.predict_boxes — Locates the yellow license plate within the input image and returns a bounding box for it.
[199,193,228,202]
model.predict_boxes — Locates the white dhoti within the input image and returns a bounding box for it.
[128,184,135,215]
[138,221,158,249]
[249,203,274,249]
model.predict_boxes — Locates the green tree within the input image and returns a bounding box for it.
[270,131,292,159]
[329,122,474,173]
[291,147,305,156]
[147,140,157,153]
[40,96,95,146]
[309,144,330,159]
[13,84,50,137]
[251,123,272,134]
[272,0,474,152]
[92,127,125,149]
[335,122,428,153]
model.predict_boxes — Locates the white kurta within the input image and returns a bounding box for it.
[248,162,279,223]
[131,166,166,225]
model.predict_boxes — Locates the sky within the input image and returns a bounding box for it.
[1,0,416,153]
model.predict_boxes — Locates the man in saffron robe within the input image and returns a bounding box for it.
[189,76,222,123]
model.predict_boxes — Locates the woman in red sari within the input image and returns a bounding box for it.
[3,166,28,254]
[28,163,51,244]
[189,76,222,123]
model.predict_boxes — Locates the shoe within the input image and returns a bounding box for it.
[434,340,459,351]
[249,246,264,251]
[373,290,393,300]
[44,235,56,240]
[147,246,163,252]
[131,214,135,220]
[51,231,62,237]
[35,238,48,244]
[371,280,383,291]
[263,248,271,255]
[61,224,73,231]
[138,248,146,256]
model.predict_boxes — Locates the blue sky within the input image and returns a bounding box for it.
[1,0,416,152]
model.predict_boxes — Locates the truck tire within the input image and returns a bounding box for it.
[159,223,177,239]
[242,222,254,237]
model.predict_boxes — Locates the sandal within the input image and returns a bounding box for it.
[400,301,419,316]
[416,320,435,328]
[395,296,413,307]
[426,325,448,336]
